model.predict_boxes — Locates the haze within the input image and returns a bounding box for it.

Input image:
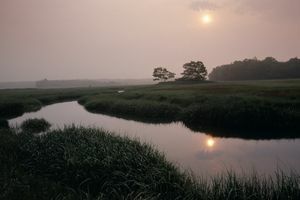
[0,0,299,82]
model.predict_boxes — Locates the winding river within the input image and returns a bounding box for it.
[9,101,300,176]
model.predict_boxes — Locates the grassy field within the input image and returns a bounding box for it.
[1,79,300,138]
[1,124,299,200]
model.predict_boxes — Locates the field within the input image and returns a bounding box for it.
[1,125,299,200]
[1,79,300,138]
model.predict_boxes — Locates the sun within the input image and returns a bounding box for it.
[206,138,215,147]
[201,14,212,24]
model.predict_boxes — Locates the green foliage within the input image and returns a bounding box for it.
[209,57,300,81]
[21,118,51,133]
[1,127,299,199]
[180,61,208,81]
[153,67,176,82]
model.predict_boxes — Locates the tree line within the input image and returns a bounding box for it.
[153,61,207,82]
[209,57,300,81]
[153,57,300,82]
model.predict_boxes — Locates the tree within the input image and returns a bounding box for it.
[208,57,300,81]
[153,67,176,82]
[181,61,207,80]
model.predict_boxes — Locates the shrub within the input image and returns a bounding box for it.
[20,118,51,133]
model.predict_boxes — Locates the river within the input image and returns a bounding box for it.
[9,101,300,176]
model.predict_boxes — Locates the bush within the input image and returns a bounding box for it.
[20,118,51,133]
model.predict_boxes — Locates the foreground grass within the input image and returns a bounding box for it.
[0,126,299,200]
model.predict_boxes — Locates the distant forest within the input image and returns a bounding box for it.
[209,57,300,81]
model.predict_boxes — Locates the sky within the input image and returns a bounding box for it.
[0,0,299,82]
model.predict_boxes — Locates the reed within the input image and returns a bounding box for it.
[0,126,299,199]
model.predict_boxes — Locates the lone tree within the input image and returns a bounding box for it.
[153,67,176,82]
[180,61,207,80]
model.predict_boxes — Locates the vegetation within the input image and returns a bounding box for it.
[1,79,300,139]
[209,57,300,81]
[1,126,299,200]
[79,79,300,139]
[0,87,112,119]
[20,118,51,133]
[152,67,176,82]
[178,61,208,81]
[0,119,8,129]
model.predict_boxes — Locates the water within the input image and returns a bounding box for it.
[9,101,300,176]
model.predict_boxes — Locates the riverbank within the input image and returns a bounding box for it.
[1,125,299,199]
[1,79,300,138]
[0,87,110,119]
[79,79,300,138]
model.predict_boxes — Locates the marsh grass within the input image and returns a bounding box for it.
[81,98,181,123]
[20,118,51,133]
[0,126,299,199]
[78,83,300,138]
[1,80,300,138]
[0,87,110,119]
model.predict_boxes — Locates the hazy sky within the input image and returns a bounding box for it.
[1,0,299,81]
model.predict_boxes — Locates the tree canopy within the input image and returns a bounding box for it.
[152,67,176,82]
[180,61,207,81]
[209,57,300,81]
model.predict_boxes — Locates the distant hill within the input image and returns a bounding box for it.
[209,57,300,81]
[35,79,154,88]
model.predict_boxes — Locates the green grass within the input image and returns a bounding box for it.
[1,79,300,138]
[0,126,299,199]
[0,87,119,119]
[78,80,300,138]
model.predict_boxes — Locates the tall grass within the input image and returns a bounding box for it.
[79,91,300,138]
[0,126,299,199]
[81,98,181,123]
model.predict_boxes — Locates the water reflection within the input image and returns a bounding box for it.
[8,101,300,176]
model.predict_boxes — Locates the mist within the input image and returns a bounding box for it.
[0,0,299,82]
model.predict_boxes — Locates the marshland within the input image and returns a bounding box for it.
[1,79,300,199]
[1,0,300,199]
